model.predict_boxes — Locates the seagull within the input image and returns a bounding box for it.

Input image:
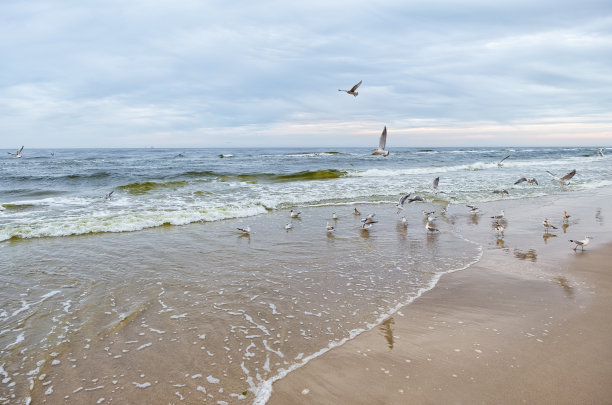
[546,169,576,185]
[542,218,557,233]
[497,155,510,167]
[401,216,408,226]
[495,222,505,236]
[237,226,251,235]
[493,189,509,195]
[407,195,424,203]
[514,177,538,185]
[432,177,440,191]
[490,210,505,220]
[338,80,362,97]
[361,223,373,230]
[290,209,301,218]
[425,221,439,233]
[466,204,479,214]
[101,190,114,199]
[422,210,435,217]
[8,146,24,158]
[569,236,592,251]
[361,214,378,225]
[354,207,361,216]
[326,222,336,233]
[396,194,411,212]
[562,211,571,222]
[598,147,605,157]
[332,212,338,221]
[372,126,389,157]
[285,223,293,231]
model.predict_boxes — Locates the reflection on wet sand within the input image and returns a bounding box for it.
[542,232,557,243]
[562,223,570,233]
[514,249,537,262]
[470,214,479,225]
[380,317,395,349]
[554,276,574,298]
[596,208,603,224]
[496,238,505,248]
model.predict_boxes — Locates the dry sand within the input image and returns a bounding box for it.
[268,239,612,405]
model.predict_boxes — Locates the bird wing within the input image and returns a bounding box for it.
[17,146,24,154]
[499,155,510,164]
[433,177,439,189]
[398,194,410,206]
[379,126,387,149]
[532,178,539,185]
[545,170,556,178]
[350,80,362,92]
[409,196,424,203]
[560,169,576,181]
[514,177,527,185]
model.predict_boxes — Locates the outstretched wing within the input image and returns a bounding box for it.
[408,195,424,203]
[545,170,556,178]
[532,178,539,185]
[560,169,576,181]
[432,177,439,189]
[398,194,410,207]
[379,126,387,149]
[350,80,362,92]
[17,146,24,154]
[514,177,527,185]
[499,155,510,164]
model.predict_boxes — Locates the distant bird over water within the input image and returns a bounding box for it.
[546,169,576,185]
[493,189,509,195]
[101,191,114,199]
[432,177,440,191]
[338,80,362,97]
[497,155,510,167]
[8,146,24,158]
[569,236,592,251]
[514,177,538,185]
[372,126,390,157]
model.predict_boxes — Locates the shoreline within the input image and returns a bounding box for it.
[267,191,612,404]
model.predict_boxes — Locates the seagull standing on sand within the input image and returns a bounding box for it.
[8,146,24,158]
[546,169,576,185]
[401,216,408,226]
[467,204,479,214]
[490,210,505,220]
[237,226,251,235]
[495,222,505,236]
[354,208,361,216]
[339,80,362,97]
[372,126,390,157]
[425,221,439,233]
[563,211,571,222]
[569,236,592,251]
[332,212,338,221]
[497,155,510,167]
[361,214,378,225]
[542,218,557,233]
[290,209,301,218]
[285,223,293,231]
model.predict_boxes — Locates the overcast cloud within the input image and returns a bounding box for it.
[1,0,611,148]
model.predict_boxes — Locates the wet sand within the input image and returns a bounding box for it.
[268,198,612,404]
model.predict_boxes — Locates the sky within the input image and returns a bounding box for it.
[1,0,612,148]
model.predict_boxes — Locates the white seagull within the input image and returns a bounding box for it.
[569,236,592,251]
[332,212,338,221]
[425,221,439,233]
[372,126,390,157]
[396,194,410,212]
[514,177,538,185]
[285,223,293,231]
[338,80,362,97]
[432,176,440,191]
[8,146,24,158]
[490,210,505,220]
[326,222,335,233]
[598,147,605,157]
[237,226,251,235]
[495,222,505,236]
[467,204,479,214]
[497,155,510,167]
[562,211,571,222]
[360,214,378,225]
[290,209,301,218]
[101,190,114,199]
[546,169,576,185]
[401,216,408,226]
[542,218,557,233]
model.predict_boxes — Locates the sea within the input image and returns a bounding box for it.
[0,146,609,404]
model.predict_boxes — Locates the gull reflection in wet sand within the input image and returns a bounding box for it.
[562,223,569,233]
[595,208,603,225]
[514,249,537,262]
[380,317,395,349]
[554,276,574,298]
[542,232,557,243]
[496,238,505,248]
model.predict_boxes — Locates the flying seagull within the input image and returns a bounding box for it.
[372,126,389,157]
[598,147,605,157]
[396,194,411,212]
[8,146,24,158]
[101,191,114,199]
[432,176,440,190]
[514,177,538,185]
[493,189,509,195]
[490,210,505,220]
[338,80,362,97]
[569,236,592,251]
[360,213,378,225]
[546,169,576,185]
[466,204,479,214]
[497,155,510,167]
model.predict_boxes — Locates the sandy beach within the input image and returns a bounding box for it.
[268,198,612,404]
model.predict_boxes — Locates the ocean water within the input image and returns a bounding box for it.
[0,146,609,404]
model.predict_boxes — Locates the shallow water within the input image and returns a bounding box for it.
[1,146,610,404]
